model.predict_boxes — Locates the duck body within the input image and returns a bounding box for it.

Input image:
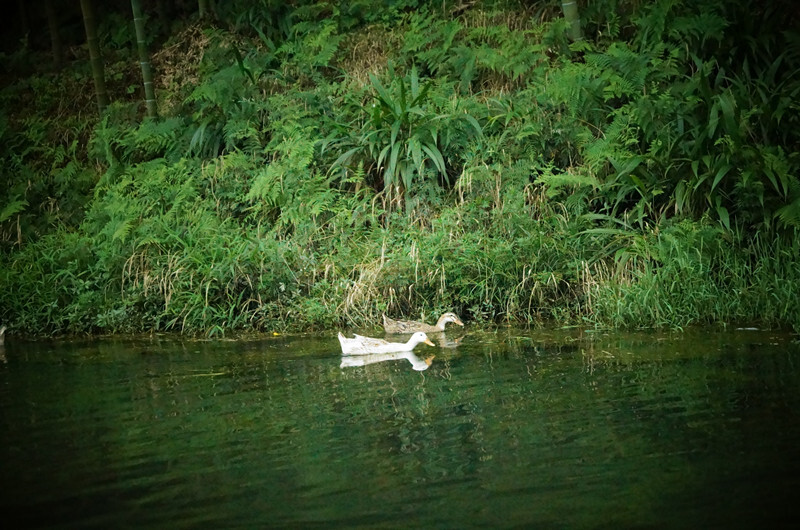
[338,331,435,355]
[382,312,464,334]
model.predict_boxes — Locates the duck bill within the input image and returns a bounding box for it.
[424,356,435,366]
[424,338,435,347]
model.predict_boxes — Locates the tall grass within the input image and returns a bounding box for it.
[583,222,800,331]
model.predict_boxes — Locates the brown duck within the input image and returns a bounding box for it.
[382,312,464,334]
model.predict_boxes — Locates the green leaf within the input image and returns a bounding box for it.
[421,144,446,176]
[716,204,730,230]
[409,136,423,172]
[370,74,394,112]
[0,198,28,223]
[410,65,419,101]
[462,114,483,137]
[710,164,732,192]
[390,120,401,149]
[330,147,361,170]
[386,142,401,187]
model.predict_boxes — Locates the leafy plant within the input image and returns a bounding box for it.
[331,65,482,212]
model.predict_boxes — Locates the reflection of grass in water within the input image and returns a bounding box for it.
[446,329,800,527]
[3,331,797,527]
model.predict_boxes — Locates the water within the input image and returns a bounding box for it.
[1,328,799,528]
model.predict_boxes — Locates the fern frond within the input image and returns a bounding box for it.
[535,169,600,198]
[0,198,28,223]
[775,197,800,228]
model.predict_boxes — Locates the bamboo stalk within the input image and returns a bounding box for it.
[561,1,583,41]
[80,0,108,113]
[131,0,158,118]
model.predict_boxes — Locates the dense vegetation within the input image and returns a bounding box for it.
[1,0,799,336]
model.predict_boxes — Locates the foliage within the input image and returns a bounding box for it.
[401,5,555,92]
[0,100,96,246]
[583,220,800,331]
[330,65,482,212]
[2,0,800,336]
[552,0,800,231]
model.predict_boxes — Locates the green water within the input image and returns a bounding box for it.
[1,328,799,528]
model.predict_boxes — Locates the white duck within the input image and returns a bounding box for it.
[338,331,435,355]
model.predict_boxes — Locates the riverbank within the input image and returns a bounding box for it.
[1,1,799,336]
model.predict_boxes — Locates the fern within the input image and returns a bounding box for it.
[586,42,650,100]
[246,125,316,221]
[130,117,185,160]
[0,198,28,224]
[273,19,342,80]
[669,12,726,49]
[222,117,262,153]
[775,196,800,228]
[535,167,599,201]
[402,12,461,76]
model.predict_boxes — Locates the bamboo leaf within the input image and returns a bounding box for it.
[716,204,730,230]
[369,73,395,113]
[710,164,732,192]
[410,64,419,101]
[330,147,361,170]
[386,142,401,187]
[390,120,401,148]
[462,114,483,137]
[409,136,423,172]
[421,144,446,176]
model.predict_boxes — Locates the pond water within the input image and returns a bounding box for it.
[1,327,799,528]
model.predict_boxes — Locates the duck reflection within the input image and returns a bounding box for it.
[340,351,435,371]
[435,333,465,349]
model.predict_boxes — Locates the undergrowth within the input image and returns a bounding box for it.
[1,0,799,336]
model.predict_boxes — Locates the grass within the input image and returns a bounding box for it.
[583,223,800,331]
